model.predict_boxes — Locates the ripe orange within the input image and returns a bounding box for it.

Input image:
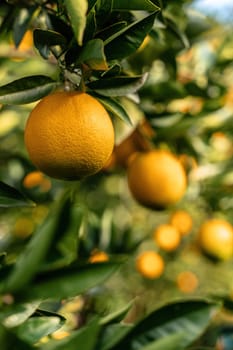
[153,224,181,252]
[127,150,187,209]
[169,210,193,236]
[198,218,233,260]
[24,91,114,180]
[23,171,51,192]
[176,271,199,293]
[135,251,164,279]
[89,250,109,263]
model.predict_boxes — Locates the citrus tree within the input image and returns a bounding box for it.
[0,0,232,349]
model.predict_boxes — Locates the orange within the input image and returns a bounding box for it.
[198,218,233,260]
[176,271,199,293]
[89,250,109,263]
[127,150,187,209]
[24,91,114,180]
[23,171,44,188]
[169,210,193,236]
[10,30,34,61]
[135,251,164,279]
[153,224,181,252]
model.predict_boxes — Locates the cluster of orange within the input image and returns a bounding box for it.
[136,210,193,280]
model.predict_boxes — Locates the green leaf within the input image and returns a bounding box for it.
[22,262,120,300]
[100,300,134,325]
[92,94,132,125]
[33,29,67,59]
[13,7,36,47]
[104,12,157,60]
[41,318,100,350]
[0,181,34,208]
[112,0,160,12]
[140,332,186,350]
[76,39,108,70]
[87,74,148,96]
[0,323,34,350]
[1,193,71,293]
[16,316,65,344]
[0,301,40,328]
[65,0,88,45]
[0,76,60,105]
[111,299,220,349]
[97,323,132,350]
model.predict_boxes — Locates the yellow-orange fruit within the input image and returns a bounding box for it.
[127,150,187,209]
[176,271,199,293]
[198,218,233,260]
[24,91,114,180]
[89,250,109,263]
[170,210,193,236]
[136,251,164,279]
[153,224,181,252]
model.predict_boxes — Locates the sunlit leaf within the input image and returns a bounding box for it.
[65,0,88,45]
[76,39,108,70]
[16,316,65,344]
[0,302,40,328]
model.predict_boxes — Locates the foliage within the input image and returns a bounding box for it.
[0,0,232,349]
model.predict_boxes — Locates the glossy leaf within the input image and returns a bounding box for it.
[16,316,65,344]
[40,318,100,350]
[104,12,157,60]
[13,7,36,47]
[87,74,148,96]
[0,181,34,208]
[0,76,59,105]
[22,262,120,300]
[65,0,88,45]
[92,94,132,125]
[111,299,220,349]
[33,29,67,59]
[112,0,160,12]
[76,39,108,70]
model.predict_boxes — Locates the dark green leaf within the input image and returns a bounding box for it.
[13,7,36,47]
[165,16,190,49]
[96,22,127,42]
[16,316,65,344]
[0,323,34,350]
[92,94,132,125]
[87,74,148,96]
[22,262,120,300]
[76,39,108,70]
[104,12,157,60]
[65,0,88,45]
[0,181,34,208]
[0,76,60,105]
[33,29,67,59]
[100,300,134,325]
[111,299,220,350]
[112,0,160,12]
[41,318,100,350]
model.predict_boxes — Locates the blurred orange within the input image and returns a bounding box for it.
[169,210,193,236]
[153,224,181,252]
[136,251,165,279]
